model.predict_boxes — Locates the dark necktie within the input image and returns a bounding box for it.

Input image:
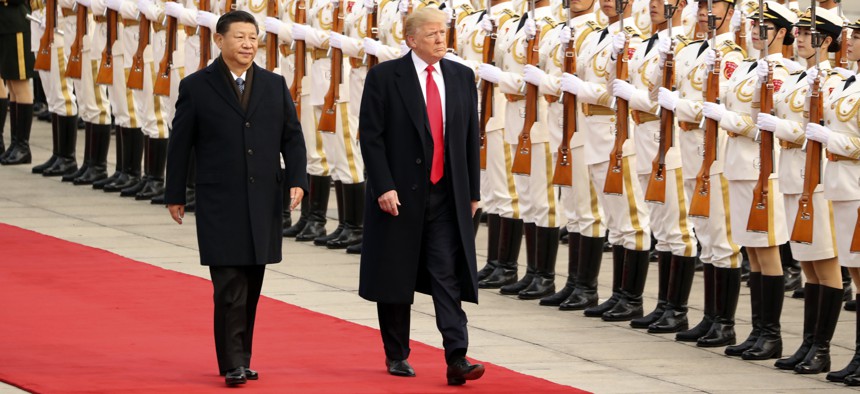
[425,65,444,184]
[845,75,857,90]
[236,77,245,94]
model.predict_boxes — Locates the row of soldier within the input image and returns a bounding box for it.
[6,0,860,384]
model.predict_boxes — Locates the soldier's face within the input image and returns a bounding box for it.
[697,2,732,29]
[215,22,259,69]
[570,0,594,13]
[796,27,817,60]
[849,30,860,62]
[649,0,666,26]
[600,0,617,18]
[750,20,777,51]
[408,22,447,64]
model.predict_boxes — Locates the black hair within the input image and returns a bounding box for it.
[780,26,795,46]
[216,10,259,35]
[826,31,841,53]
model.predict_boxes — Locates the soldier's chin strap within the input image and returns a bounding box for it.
[712,2,733,33]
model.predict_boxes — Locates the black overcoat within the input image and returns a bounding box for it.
[164,58,308,266]
[358,53,481,304]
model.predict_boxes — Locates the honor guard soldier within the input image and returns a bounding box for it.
[0,0,36,165]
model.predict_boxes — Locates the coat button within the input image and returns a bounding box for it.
[249,177,255,183]
[411,184,417,191]
[416,158,422,164]
[247,149,254,155]
[245,122,251,128]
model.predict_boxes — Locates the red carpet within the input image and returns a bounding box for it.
[0,224,586,393]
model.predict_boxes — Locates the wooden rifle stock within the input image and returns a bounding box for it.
[291,0,307,114]
[479,10,497,170]
[552,27,576,187]
[688,55,720,218]
[747,62,775,233]
[511,23,540,176]
[604,33,630,195]
[366,1,378,69]
[446,5,456,53]
[735,18,747,53]
[851,206,860,253]
[96,9,118,85]
[154,4,177,97]
[66,4,88,79]
[318,0,344,133]
[127,16,151,90]
[266,0,279,71]
[836,27,849,69]
[34,0,56,71]
[198,0,211,70]
[645,37,675,203]
[790,75,823,243]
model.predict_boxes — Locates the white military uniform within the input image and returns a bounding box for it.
[577,17,651,251]
[34,0,78,118]
[720,53,790,248]
[102,0,138,129]
[672,32,744,267]
[771,63,839,262]
[821,73,860,267]
[62,0,112,126]
[118,0,161,139]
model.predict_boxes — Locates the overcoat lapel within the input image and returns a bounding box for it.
[395,53,431,151]
[204,60,244,116]
[440,58,457,146]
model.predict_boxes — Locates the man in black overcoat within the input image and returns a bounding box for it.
[358,6,484,386]
[163,11,307,386]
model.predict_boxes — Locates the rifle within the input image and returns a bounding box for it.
[318,0,344,133]
[478,0,496,170]
[688,0,720,218]
[851,206,860,253]
[735,8,747,53]
[510,0,539,175]
[290,0,307,115]
[603,0,630,195]
[835,0,848,69]
[401,0,412,42]
[198,0,212,70]
[365,0,378,69]
[747,0,774,234]
[127,15,151,90]
[551,0,574,187]
[266,0,279,70]
[96,8,118,85]
[66,4,87,79]
[644,0,676,203]
[34,0,57,71]
[446,0,456,53]
[154,0,177,96]
[790,2,825,243]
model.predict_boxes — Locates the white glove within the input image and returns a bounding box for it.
[755,59,770,83]
[444,52,467,65]
[702,102,726,122]
[363,37,380,56]
[76,0,92,7]
[136,0,156,20]
[164,1,185,19]
[611,31,626,57]
[806,123,833,145]
[329,32,344,49]
[657,87,679,111]
[105,0,124,12]
[657,35,672,63]
[560,72,583,95]
[399,41,410,57]
[477,63,502,83]
[704,48,718,69]
[364,0,375,9]
[523,18,536,39]
[806,66,819,87]
[398,0,409,14]
[730,9,742,32]
[558,26,571,46]
[479,16,494,33]
[756,113,778,133]
[522,65,545,86]
[611,79,634,101]
[292,23,309,40]
[196,10,218,31]
[264,17,284,35]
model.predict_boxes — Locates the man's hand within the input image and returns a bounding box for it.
[289,187,303,210]
[471,201,479,217]
[378,190,401,216]
[168,204,185,224]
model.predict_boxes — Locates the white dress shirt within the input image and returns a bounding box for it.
[411,51,447,135]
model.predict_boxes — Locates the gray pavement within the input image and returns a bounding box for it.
[3,120,860,393]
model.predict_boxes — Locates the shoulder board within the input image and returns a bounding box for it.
[674,36,692,53]
[497,9,516,26]
[623,26,638,37]
[574,22,597,51]
[540,16,558,29]
[455,4,474,24]
[719,40,743,55]
[585,20,601,31]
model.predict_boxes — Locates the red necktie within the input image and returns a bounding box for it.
[426,65,444,184]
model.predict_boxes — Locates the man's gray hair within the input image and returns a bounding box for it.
[405,7,448,38]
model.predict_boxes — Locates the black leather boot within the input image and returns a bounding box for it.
[64,122,91,182]
[327,182,364,249]
[742,275,784,360]
[74,124,111,185]
[828,294,860,382]
[135,137,167,200]
[585,244,625,317]
[795,285,843,374]
[104,128,142,192]
[296,175,330,241]
[632,251,672,328]
[602,249,649,321]
[119,133,147,196]
[697,267,740,347]
[776,283,819,370]
[284,175,310,237]
[781,243,801,292]
[346,242,362,254]
[477,213,502,282]
[677,263,715,342]
[2,103,33,165]
[32,113,58,173]
[500,222,535,295]
[315,180,344,245]
[844,268,853,302]
[518,226,559,300]
[0,98,7,155]
[649,255,696,333]
[0,101,16,162]
[480,217,522,288]
[560,235,604,310]
[541,232,580,306]
[726,271,762,356]
[94,126,123,189]
[43,115,78,176]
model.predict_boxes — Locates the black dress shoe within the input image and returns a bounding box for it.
[244,368,258,380]
[446,357,485,386]
[385,358,415,377]
[224,367,247,386]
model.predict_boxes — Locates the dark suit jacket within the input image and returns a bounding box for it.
[357,52,481,304]
[165,57,308,266]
